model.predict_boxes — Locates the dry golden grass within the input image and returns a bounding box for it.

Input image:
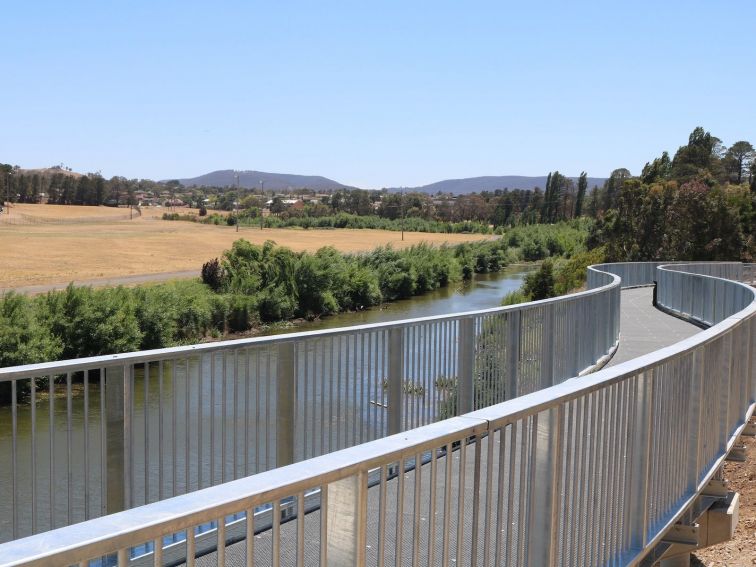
[0,203,133,220]
[0,204,492,288]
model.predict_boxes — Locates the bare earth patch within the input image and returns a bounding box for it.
[0,204,492,289]
[693,432,756,567]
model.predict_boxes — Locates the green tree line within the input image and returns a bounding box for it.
[0,222,588,397]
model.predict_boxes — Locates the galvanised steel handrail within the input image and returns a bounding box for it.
[0,265,621,543]
[0,261,752,566]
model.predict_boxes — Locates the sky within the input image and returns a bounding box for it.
[1,1,754,188]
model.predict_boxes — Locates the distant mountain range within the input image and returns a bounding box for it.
[389,175,608,194]
[170,170,356,191]
[169,170,609,194]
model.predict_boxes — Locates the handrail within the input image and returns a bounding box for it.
[0,262,752,566]
[0,265,621,543]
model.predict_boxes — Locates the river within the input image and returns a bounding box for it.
[0,265,532,543]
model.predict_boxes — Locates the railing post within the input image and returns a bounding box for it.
[526,406,563,566]
[105,364,131,515]
[687,348,705,492]
[540,306,555,388]
[629,370,654,550]
[457,317,475,414]
[387,327,404,435]
[506,310,521,400]
[277,341,296,467]
[326,471,368,567]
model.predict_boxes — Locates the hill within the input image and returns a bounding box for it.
[171,170,355,191]
[392,175,608,194]
[18,166,83,178]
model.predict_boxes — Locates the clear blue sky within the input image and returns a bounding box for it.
[1,1,753,188]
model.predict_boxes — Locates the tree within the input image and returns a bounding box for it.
[602,168,631,211]
[670,127,723,182]
[574,172,587,217]
[522,259,555,300]
[641,151,671,184]
[725,141,754,184]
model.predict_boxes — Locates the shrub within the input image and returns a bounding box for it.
[201,258,227,291]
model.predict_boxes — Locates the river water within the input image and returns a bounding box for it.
[263,265,534,335]
[0,265,532,543]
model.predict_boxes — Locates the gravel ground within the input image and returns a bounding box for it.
[693,428,756,567]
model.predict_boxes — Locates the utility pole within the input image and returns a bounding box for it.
[235,172,240,232]
[401,190,405,241]
[5,170,11,216]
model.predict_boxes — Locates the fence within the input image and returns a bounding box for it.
[0,266,620,544]
[0,262,752,566]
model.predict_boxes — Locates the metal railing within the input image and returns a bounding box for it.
[0,267,620,544]
[0,262,752,566]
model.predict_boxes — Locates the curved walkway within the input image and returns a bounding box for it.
[607,286,700,367]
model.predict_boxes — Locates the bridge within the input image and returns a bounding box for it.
[0,262,753,566]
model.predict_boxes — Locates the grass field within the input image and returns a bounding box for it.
[0,204,492,288]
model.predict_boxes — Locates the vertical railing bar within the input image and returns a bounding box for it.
[210,353,215,484]
[455,435,467,566]
[523,412,539,567]
[197,354,203,490]
[337,338,343,450]
[100,368,107,517]
[470,435,482,566]
[428,446,438,567]
[233,348,239,478]
[83,371,90,520]
[318,339,325,456]
[483,429,495,567]
[548,404,565,565]
[67,372,73,524]
[441,443,452,565]
[183,358,190,494]
[221,352,227,484]
[11,380,18,539]
[493,426,507,566]
[153,536,163,567]
[561,399,575,562]
[297,491,305,566]
[49,372,55,530]
[265,349,271,468]
[31,375,37,533]
[186,526,195,567]
[217,513,226,567]
[320,484,329,566]
[303,341,309,459]
[158,361,164,501]
[506,422,518,565]
[377,464,387,566]
[412,451,422,566]
[256,350,261,473]
[172,358,177,496]
[246,506,254,566]
[396,456,405,564]
[244,348,250,475]
[128,364,135,508]
[144,362,150,504]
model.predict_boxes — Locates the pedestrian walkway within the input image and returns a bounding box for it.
[607,286,699,367]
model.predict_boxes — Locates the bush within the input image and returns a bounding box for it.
[201,258,227,291]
